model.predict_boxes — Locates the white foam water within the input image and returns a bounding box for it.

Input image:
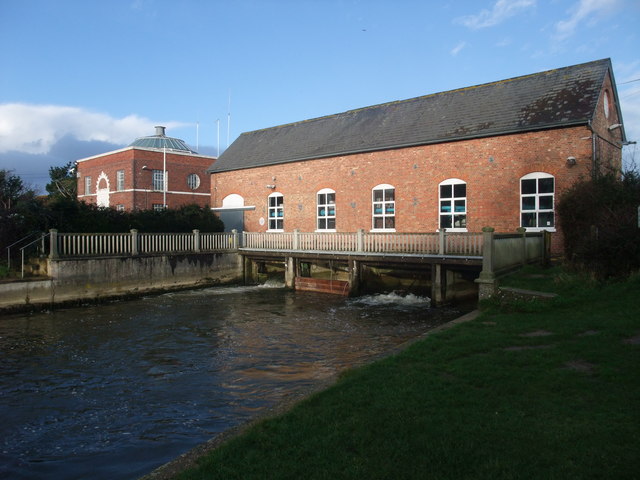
[350,292,431,308]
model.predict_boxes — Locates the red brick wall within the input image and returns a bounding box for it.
[590,73,625,174]
[212,124,616,253]
[77,148,214,211]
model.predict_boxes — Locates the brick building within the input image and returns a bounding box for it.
[76,126,215,211]
[208,59,626,251]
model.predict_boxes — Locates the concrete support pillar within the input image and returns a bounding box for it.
[243,257,255,284]
[476,226,497,300]
[438,228,446,255]
[285,257,296,289]
[293,229,300,250]
[49,229,59,259]
[432,264,443,305]
[543,230,551,267]
[356,229,364,252]
[348,259,360,296]
[130,229,139,256]
[193,229,201,253]
[516,227,526,266]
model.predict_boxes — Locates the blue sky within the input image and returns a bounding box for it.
[1,0,639,191]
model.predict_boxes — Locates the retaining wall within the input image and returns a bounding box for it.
[0,252,243,313]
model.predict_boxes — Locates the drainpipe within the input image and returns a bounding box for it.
[587,121,597,179]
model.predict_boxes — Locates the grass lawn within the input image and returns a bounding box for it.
[174,266,640,480]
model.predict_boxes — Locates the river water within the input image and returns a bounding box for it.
[0,283,468,479]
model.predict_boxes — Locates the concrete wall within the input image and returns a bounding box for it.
[0,252,243,312]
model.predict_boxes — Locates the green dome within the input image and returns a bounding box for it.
[129,126,198,154]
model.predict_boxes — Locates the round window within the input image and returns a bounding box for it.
[187,173,200,190]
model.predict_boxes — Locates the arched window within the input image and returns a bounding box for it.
[317,188,336,231]
[268,192,284,231]
[520,172,555,230]
[439,178,467,231]
[372,184,395,231]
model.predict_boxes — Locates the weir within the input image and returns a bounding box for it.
[239,228,549,304]
[1,228,549,311]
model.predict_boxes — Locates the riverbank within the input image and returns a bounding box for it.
[156,266,640,480]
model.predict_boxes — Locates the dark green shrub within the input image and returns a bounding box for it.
[557,170,640,279]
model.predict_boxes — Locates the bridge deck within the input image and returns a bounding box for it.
[239,248,483,266]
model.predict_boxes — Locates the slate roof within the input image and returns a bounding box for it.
[209,59,617,173]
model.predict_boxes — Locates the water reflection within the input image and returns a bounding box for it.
[0,285,467,480]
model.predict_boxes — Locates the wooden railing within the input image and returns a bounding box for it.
[242,230,484,256]
[49,229,239,258]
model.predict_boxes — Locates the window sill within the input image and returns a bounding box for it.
[315,229,337,233]
[370,228,396,233]
[523,227,557,233]
[266,229,284,233]
[441,228,468,233]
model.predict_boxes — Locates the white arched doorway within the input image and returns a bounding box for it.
[96,172,110,208]
[215,194,249,232]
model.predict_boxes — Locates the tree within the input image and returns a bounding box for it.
[0,170,41,271]
[557,168,640,279]
[0,169,32,211]
[46,161,77,200]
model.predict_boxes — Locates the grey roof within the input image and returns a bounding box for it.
[130,126,198,154]
[209,59,618,173]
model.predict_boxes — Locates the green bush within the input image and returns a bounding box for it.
[40,198,224,233]
[557,170,640,279]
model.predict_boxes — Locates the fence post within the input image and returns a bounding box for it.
[516,227,527,266]
[49,229,59,259]
[356,229,364,252]
[232,229,239,249]
[193,229,201,252]
[293,229,300,250]
[543,230,551,267]
[438,229,446,255]
[130,229,139,256]
[475,226,497,300]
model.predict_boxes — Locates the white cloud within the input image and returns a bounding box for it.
[554,0,620,41]
[450,41,467,56]
[0,103,178,155]
[455,0,536,29]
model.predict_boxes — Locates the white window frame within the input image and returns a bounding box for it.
[439,178,468,232]
[371,184,396,232]
[187,173,200,190]
[84,176,92,195]
[152,169,165,191]
[116,204,125,211]
[116,170,125,191]
[316,188,336,232]
[152,203,165,211]
[267,192,284,232]
[520,172,556,232]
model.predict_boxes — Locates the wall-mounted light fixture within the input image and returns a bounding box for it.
[608,123,622,131]
[566,156,577,167]
[266,184,276,189]
[141,165,149,170]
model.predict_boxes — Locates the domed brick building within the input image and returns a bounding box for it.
[76,126,215,211]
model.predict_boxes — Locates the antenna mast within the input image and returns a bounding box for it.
[227,91,231,149]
